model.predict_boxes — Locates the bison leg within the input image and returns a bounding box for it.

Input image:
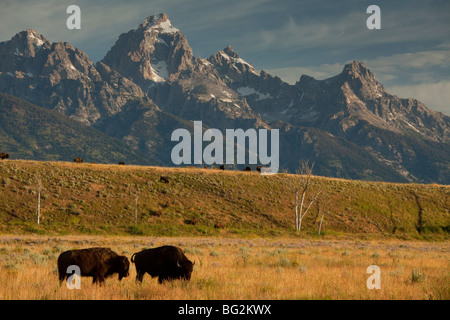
[58,274,66,285]
[135,270,145,283]
[93,274,106,285]
[58,267,67,284]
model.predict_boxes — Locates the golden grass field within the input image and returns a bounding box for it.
[0,235,448,300]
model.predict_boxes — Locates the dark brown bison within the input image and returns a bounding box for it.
[0,153,9,160]
[131,245,195,284]
[74,157,83,163]
[160,176,169,183]
[118,161,125,165]
[184,217,199,225]
[220,164,225,170]
[256,166,263,172]
[57,247,130,284]
[214,222,224,229]
[243,166,251,171]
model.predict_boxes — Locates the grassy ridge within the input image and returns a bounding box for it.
[0,160,448,239]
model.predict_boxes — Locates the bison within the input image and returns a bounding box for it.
[160,176,169,183]
[131,245,195,284]
[219,164,225,170]
[243,166,251,171]
[74,157,83,163]
[57,247,130,284]
[118,161,125,165]
[0,153,9,160]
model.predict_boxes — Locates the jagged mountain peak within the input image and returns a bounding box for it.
[208,45,258,79]
[102,13,193,86]
[222,45,239,59]
[15,29,47,41]
[336,60,385,100]
[214,45,252,66]
[139,13,180,34]
[142,13,170,25]
[2,29,50,59]
[341,60,374,80]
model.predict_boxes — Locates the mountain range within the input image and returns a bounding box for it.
[0,13,449,183]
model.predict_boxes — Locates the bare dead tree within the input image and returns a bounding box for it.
[35,178,43,224]
[318,199,331,235]
[294,161,321,232]
[134,194,138,225]
[412,191,424,234]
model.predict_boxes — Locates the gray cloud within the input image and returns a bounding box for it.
[388,81,450,116]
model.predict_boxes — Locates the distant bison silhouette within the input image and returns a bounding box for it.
[184,218,199,225]
[118,162,125,165]
[243,166,251,171]
[160,176,170,183]
[220,164,225,170]
[57,247,130,285]
[74,157,83,163]
[256,166,263,172]
[214,222,224,229]
[0,153,9,160]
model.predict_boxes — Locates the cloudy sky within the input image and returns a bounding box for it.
[1,0,449,115]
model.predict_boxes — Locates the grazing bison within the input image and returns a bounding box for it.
[184,217,199,225]
[214,222,224,229]
[243,166,251,171]
[256,165,263,172]
[57,247,130,284]
[118,161,125,165]
[131,245,195,284]
[220,164,225,170]
[0,153,9,160]
[74,157,83,163]
[160,176,169,183]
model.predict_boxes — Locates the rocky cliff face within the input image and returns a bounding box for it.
[102,14,265,132]
[102,14,194,88]
[0,14,449,183]
[0,29,148,125]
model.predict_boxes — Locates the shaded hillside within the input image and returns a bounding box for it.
[0,93,156,165]
[0,160,448,239]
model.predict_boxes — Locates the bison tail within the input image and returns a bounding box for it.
[131,253,136,263]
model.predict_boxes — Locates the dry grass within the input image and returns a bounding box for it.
[0,235,448,300]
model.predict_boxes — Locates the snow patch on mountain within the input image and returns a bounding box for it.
[156,37,168,46]
[404,120,420,133]
[237,86,272,101]
[27,32,44,46]
[151,60,169,82]
[219,50,258,75]
[146,19,179,34]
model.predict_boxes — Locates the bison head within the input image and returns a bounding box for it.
[177,259,195,280]
[117,256,130,280]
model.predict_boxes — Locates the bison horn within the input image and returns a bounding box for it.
[177,259,182,268]
[193,261,196,266]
